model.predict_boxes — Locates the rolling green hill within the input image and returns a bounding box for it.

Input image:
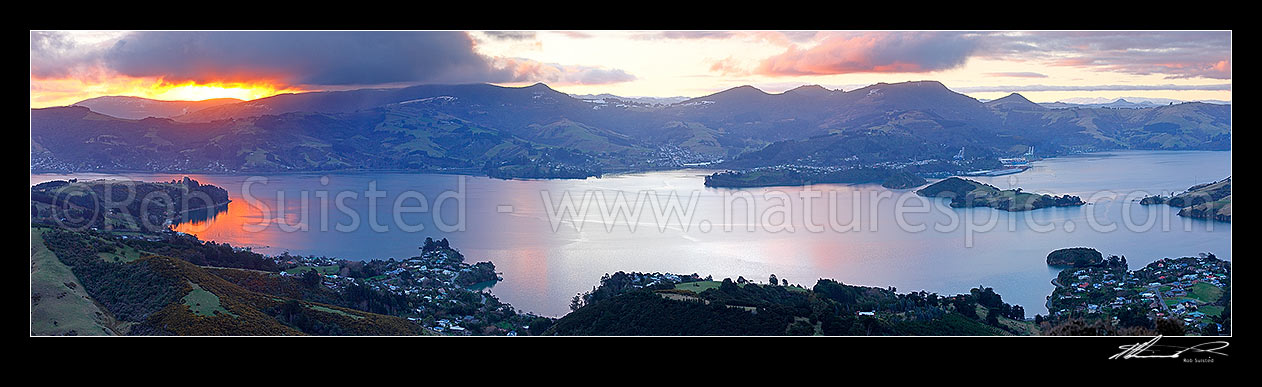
[1141,176,1231,222]
[33,227,432,336]
[30,228,123,336]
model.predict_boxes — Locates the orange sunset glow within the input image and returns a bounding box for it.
[30,76,309,108]
[148,80,308,102]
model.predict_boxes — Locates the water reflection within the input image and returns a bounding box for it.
[30,151,1231,318]
[179,203,229,229]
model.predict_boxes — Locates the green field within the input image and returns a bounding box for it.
[1188,282,1223,303]
[183,281,237,318]
[1198,305,1225,317]
[30,228,119,336]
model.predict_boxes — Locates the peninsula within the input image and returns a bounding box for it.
[1141,176,1231,222]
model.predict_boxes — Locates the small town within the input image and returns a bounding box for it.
[1047,254,1230,335]
[274,238,547,335]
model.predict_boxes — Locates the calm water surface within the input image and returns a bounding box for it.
[31,150,1231,317]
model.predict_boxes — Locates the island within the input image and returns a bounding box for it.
[30,177,230,233]
[1046,247,1126,268]
[1141,176,1231,222]
[916,177,1084,211]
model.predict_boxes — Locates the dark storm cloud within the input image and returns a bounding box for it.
[101,31,518,86]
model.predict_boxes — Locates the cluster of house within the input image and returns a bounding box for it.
[277,247,531,336]
[629,272,687,288]
[1049,255,1229,332]
[1136,257,1229,330]
[274,254,339,270]
[645,145,723,168]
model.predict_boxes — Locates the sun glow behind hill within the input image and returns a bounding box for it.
[148,81,307,102]
[31,77,311,108]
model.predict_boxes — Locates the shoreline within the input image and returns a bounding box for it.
[29,149,1231,182]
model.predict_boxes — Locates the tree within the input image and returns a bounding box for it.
[983,306,1000,326]
[787,320,815,336]
[301,269,322,288]
[1116,305,1151,329]
[768,274,779,286]
[1156,318,1186,336]
[1203,322,1219,336]
[736,276,747,284]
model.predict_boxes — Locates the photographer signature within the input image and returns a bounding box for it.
[1110,335,1229,360]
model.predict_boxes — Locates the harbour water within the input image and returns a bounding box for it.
[31,150,1231,317]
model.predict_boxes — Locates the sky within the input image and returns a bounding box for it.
[29,30,1231,108]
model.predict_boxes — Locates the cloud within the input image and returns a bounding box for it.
[30,31,110,80]
[754,32,982,76]
[482,31,537,41]
[33,31,638,90]
[952,83,1232,93]
[746,31,1231,80]
[101,31,508,86]
[984,72,1048,78]
[709,56,746,75]
[552,31,594,39]
[658,31,736,40]
[978,31,1232,80]
[495,58,636,85]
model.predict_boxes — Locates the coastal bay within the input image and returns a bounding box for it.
[30,150,1231,317]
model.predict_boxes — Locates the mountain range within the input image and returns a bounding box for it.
[1041,97,1230,109]
[72,96,244,120]
[31,81,1231,177]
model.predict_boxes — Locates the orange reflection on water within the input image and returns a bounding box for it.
[172,192,277,250]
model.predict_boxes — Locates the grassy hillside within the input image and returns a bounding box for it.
[30,228,122,336]
[135,254,430,336]
[1141,176,1231,222]
[35,227,432,336]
